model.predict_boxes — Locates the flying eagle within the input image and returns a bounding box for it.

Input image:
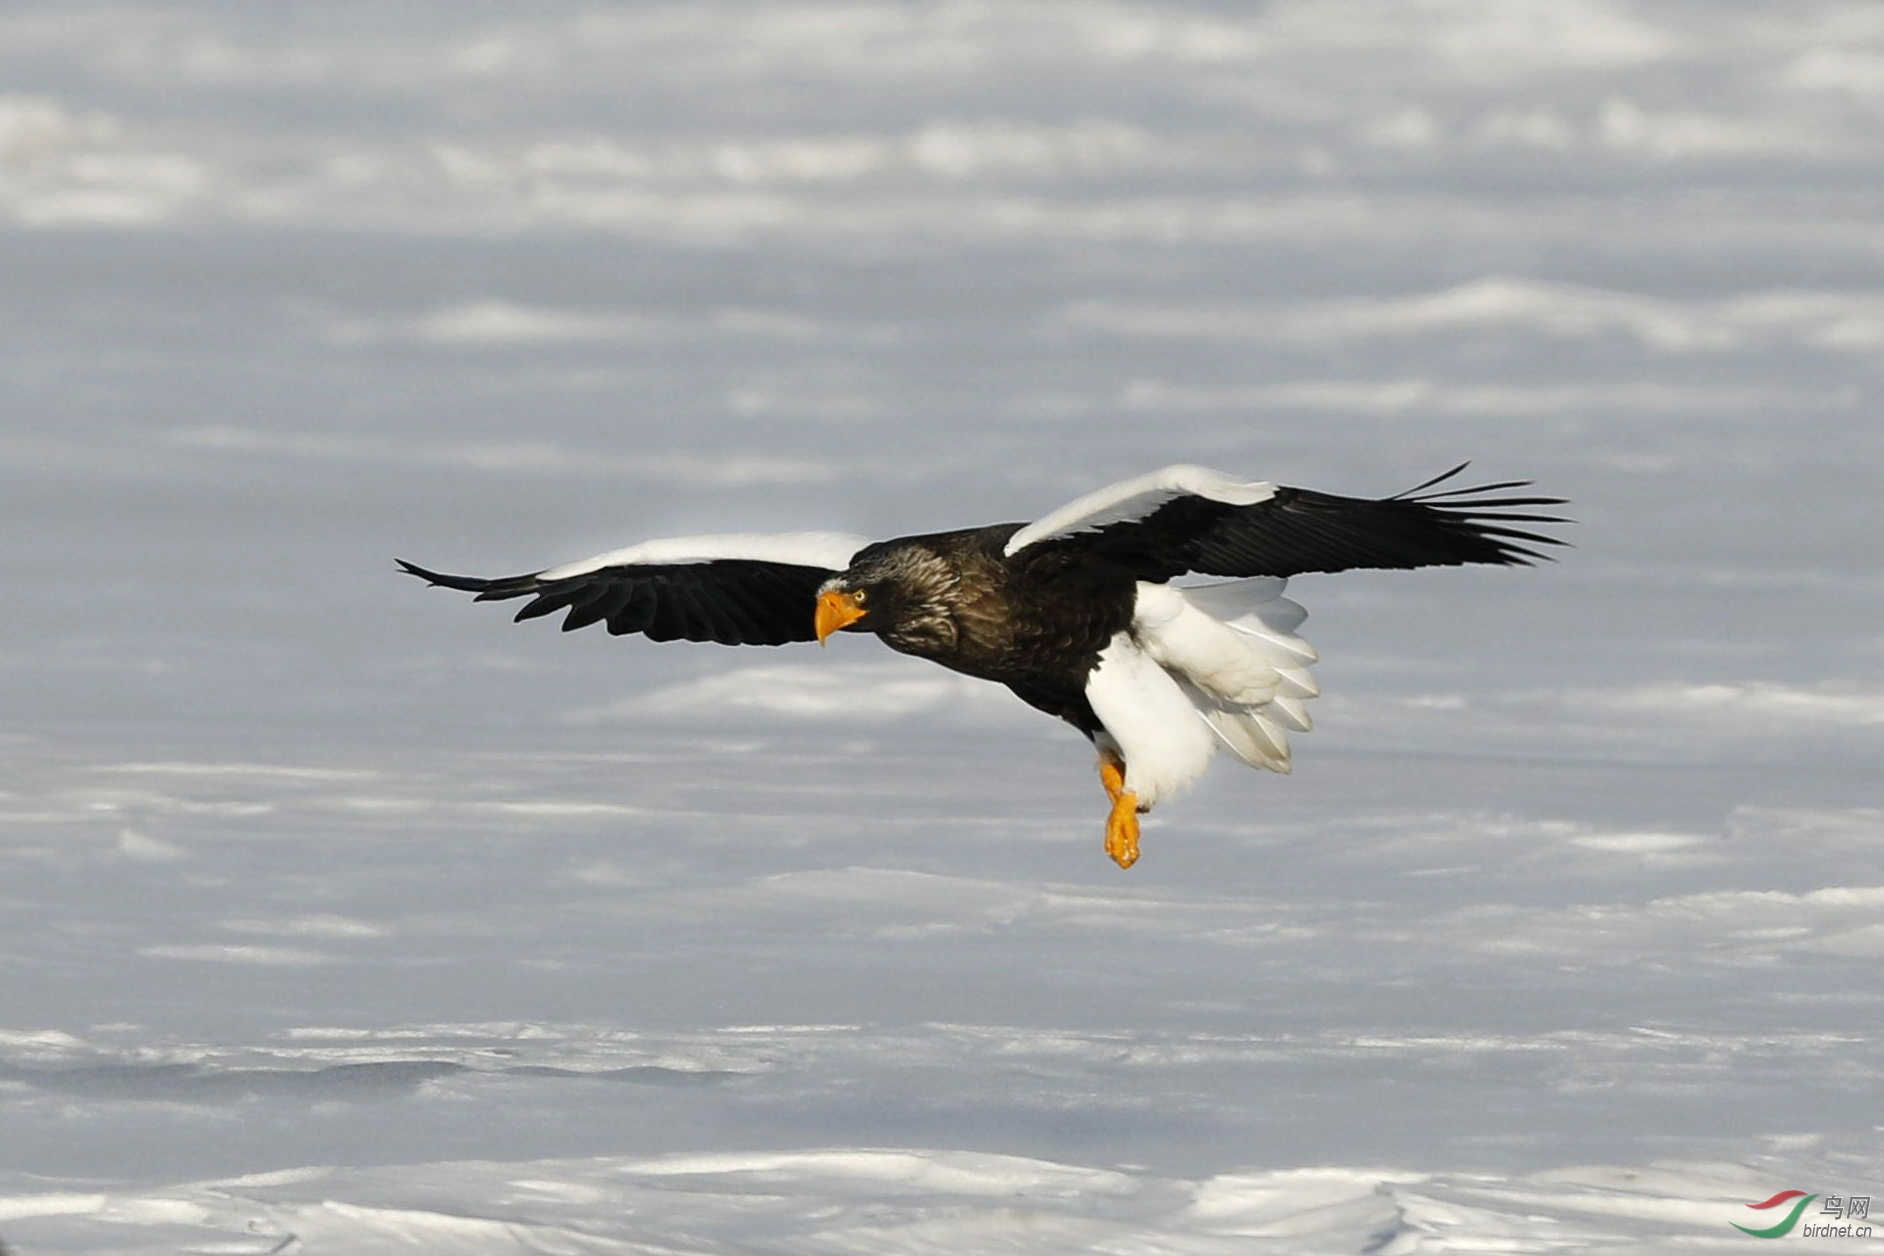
[401,464,1565,868]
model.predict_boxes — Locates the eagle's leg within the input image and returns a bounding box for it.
[1096,748,1141,870]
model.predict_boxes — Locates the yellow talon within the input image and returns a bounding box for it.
[1104,790,1141,869]
[1097,751,1139,869]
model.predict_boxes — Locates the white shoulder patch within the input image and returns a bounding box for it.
[1004,465,1277,556]
[539,532,869,582]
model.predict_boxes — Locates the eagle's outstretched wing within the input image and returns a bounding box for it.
[399,532,868,646]
[1005,464,1567,580]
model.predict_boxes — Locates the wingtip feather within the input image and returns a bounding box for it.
[1393,462,1473,498]
[396,558,477,590]
[398,558,547,599]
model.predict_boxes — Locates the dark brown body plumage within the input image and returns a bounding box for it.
[838,524,1134,737]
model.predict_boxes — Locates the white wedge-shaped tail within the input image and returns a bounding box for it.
[1083,578,1319,807]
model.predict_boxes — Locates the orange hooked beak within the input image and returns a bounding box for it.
[815,589,868,645]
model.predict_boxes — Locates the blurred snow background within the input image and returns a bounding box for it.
[2,1,1882,1251]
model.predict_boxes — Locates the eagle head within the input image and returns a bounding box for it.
[815,543,960,654]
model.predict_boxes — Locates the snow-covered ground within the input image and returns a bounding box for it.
[4,2,1883,1251]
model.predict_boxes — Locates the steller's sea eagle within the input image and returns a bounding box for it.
[401,464,1566,868]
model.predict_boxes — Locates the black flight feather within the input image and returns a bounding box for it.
[1043,464,1570,581]
[396,557,839,647]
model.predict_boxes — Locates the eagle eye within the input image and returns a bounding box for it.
[851,588,868,604]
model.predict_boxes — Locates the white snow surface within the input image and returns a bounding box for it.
[5,0,1884,1252]
[8,1143,1884,1254]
